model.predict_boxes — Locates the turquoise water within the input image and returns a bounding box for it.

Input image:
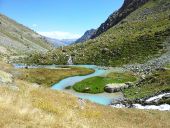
[52,65,123,105]
[14,64,123,105]
[52,65,109,90]
[66,89,123,105]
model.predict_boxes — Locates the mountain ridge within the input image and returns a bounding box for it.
[91,0,150,39]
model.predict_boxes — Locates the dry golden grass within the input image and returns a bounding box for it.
[0,61,170,128]
[16,67,94,87]
[0,79,170,128]
[0,70,13,83]
[0,61,13,72]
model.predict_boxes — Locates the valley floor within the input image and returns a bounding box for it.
[0,61,170,128]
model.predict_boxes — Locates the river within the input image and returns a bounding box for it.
[14,64,124,105]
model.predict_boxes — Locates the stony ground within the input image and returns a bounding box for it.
[124,38,170,75]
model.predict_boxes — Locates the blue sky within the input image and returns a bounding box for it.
[0,0,124,39]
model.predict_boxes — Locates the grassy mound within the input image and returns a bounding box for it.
[73,72,137,94]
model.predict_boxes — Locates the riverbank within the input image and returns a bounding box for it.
[112,92,170,111]
[111,67,170,111]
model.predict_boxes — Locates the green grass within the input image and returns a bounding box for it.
[73,72,137,94]
[17,67,94,87]
[73,76,115,94]
[165,63,170,68]
[123,69,170,99]
[107,72,137,83]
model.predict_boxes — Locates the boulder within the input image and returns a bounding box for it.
[104,83,131,93]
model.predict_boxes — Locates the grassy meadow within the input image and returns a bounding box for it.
[0,80,170,128]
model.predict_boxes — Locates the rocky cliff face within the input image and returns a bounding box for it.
[91,0,150,39]
[75,29,96,43]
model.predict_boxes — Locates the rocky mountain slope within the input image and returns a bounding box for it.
[91,0,150,39]
[0,14,52,57]
[67,0,170,66]
[75,29,96,43]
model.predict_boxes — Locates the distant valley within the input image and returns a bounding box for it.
[45,37,77,47]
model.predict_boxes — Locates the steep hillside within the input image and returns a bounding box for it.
[0,14,52,56]
[26,0,170,66]
[67,0,170,66]
[75,29,96,43]
[91,0,150,39]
